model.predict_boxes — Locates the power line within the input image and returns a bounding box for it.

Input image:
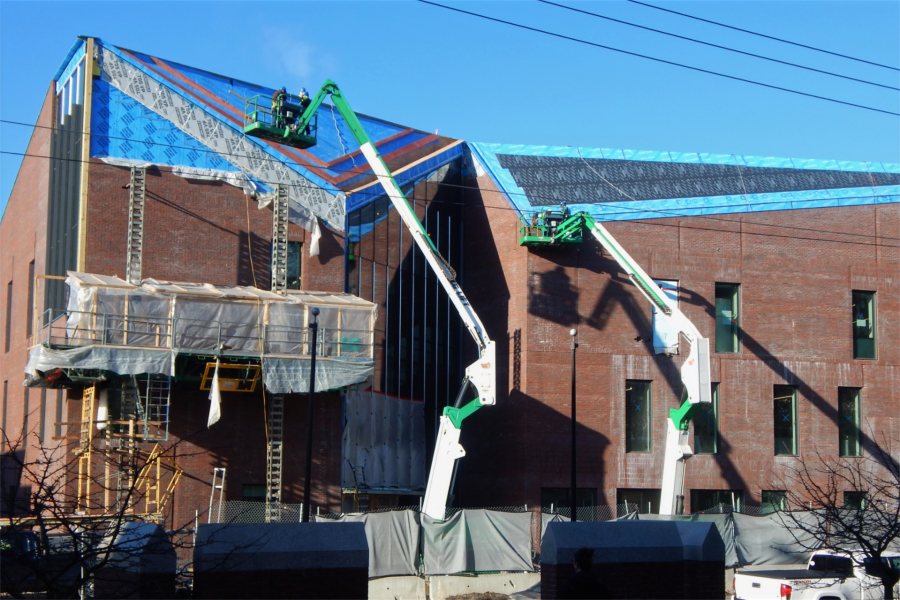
[538,0,899,92]
[416,0,900,117]
[627,0,900,73]
[3,148,898,249]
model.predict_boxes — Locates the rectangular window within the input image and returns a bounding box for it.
[26,261,35,338]
[838,387,861,457]
[22,387,29,435]
[852,291,875,359]
[287,241,302,290]
[715,283,740,353]
[39,388,47,442]
[54,389,63,439]
[242,484,266,503]
[774,385,798,456]
[4,280,12,352]
[694,383,719,454]
[1,380,7,437]
[844,491,867,509]
[761,490,787,513]
[617,488,661,515]
[541,487,597,520]
[652,280,679,354]
[626,380,652,452]
[690,489,743,513]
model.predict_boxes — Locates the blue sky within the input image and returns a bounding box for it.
[1,1,898,216]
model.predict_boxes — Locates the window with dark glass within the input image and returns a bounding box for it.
[541,487,597,520]
[242,484,266,502]
[844,491,867,509]
[690,489,743,513]
[4,280,11,352]
[852,291,875,359]
[774,385,798,456]
[626,380,651,452]
[694,383,719,454]
[838,387,861,457]
[715,283,740,353]
[617,488,661,515]
[286,241,302,290]
[761,490,787,513]
[27,260,35,338]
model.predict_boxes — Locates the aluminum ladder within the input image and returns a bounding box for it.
[208,467,226,523]
[265,394,285,522]
[125,166,146,285]
[270,184,289,293]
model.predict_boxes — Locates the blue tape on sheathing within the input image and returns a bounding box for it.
[471,142,900,222]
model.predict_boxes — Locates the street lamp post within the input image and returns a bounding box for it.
[302,307,320,523]
[569,328,578,522]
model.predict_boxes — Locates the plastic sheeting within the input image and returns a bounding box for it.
[637,513,737,567]
[422,510,533,575]
[733,511,818,565]
[322,510,420,577]
[342,391,425,494]
[29,273,375,392]
[262,357,373,395]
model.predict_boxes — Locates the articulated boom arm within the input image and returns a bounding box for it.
[290,81,496,520]
[569,213,711,515]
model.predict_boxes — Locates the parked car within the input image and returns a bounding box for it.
[734,549,900,600]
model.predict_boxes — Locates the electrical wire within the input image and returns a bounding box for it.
[415,0,900,117]
[626,0,900,73]
[3,147,898,249]
[537,0,899,92]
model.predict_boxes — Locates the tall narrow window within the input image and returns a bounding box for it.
[4,280,12,352]
[694,383,719,454]
[287,241,302,290]
[761,490,787,513]
[1,380,8,437]
[626,380,652,452]
[715,283,740,353]
[774,385,798,456]
[852,291,875,359]
[26,261,35,338]
[838,387,861,457]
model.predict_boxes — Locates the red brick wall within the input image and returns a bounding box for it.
[457,172,899,512]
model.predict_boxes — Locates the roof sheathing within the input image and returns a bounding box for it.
[470,142,900,222]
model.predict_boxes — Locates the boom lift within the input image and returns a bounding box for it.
[522,210,712,515]
[243,81,495,520]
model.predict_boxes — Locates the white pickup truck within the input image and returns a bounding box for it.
[734,550,900,600]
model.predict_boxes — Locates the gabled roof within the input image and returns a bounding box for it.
[55,37,464,229]
[471,143,900,222]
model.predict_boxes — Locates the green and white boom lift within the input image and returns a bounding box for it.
[243,81,495,520]
[522,210,712,516]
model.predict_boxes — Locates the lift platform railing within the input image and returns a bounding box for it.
[243,93,318,148]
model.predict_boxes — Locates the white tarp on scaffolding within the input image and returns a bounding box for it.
[342,390,426,494]
[27,273,376,393]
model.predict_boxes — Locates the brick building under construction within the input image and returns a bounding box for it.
[1,36,898,533]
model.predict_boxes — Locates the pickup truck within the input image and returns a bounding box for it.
[734,550,900,600]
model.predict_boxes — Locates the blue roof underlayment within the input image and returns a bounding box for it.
[470,143,900,222]
[55,38,461,211]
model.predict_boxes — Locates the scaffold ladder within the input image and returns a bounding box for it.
[125,166,146,285]
[76,384,96,512]
[271,184,289,293]
[265,394,285,521]
[208,467,226,523]
[143,375,171,441]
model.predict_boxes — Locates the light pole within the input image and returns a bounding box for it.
[302,307,319,523]
[569,327,578,522]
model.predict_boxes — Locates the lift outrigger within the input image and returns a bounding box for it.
[243,81,495,520]
[521,209,712,515]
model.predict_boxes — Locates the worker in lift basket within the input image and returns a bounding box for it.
[293,87,312,135]
[271,87,287,129]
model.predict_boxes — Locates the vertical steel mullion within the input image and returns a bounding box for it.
[397,209,403,397]
[422,185,429,407]
[410,190,416,402]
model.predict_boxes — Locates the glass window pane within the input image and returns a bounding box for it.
[774,385,797,456]
[694,383,719,454]
[761,490,787,513]
[838,388,861,457]
[852,291,875,359]
[715,283,739,353]
[844,491,867,509]
[626,380,651,452]
[287,241,302,290]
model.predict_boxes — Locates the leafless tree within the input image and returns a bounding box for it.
[1,432,191,599]
[779,444,900,599]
